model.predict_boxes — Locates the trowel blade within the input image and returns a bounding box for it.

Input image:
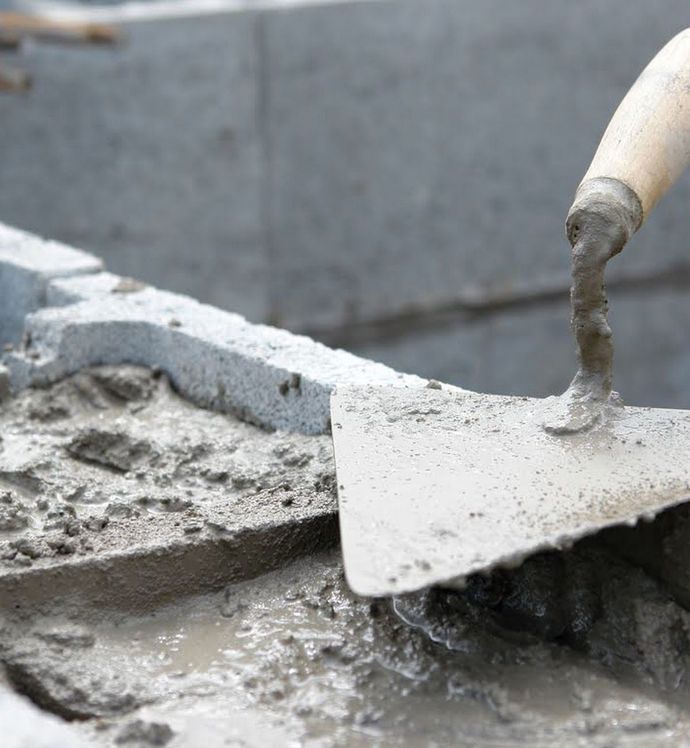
[331,384,690,597]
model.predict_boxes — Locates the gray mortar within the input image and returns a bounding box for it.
[5,546,690,746]
[566,180,642,397]
[4,369,690,744]
[5,226,690,744]
[3,270,424,435]
[544,179,643,434]
[0,365,338,612]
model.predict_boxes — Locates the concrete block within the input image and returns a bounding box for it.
[263,0,690,330]
[5,272,423,434]
[352,303,574,400]
[0,10,266,320]
[0,224,102,345]
[4,0,690,336]
[47,270,128,306]
[352,287,690,410]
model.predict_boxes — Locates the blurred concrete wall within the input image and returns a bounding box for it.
[2,0,690,406]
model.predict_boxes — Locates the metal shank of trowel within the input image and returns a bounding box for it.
[565,28,690,403]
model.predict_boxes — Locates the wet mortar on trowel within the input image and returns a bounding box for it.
[3,366,690,745]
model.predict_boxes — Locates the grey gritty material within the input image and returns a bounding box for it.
[263,0,690,330]
[0,359,342,669]
[0,224,99,276]
[332,385,690,596]
[0,366,340,613]
[353,286,690,411]
[47,270,129,306]
[0,10,267,321]
[0,686,90,748]
[0,224,102,345]
[5,272,423,434]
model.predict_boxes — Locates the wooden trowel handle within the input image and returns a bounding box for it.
[562,30,690,412]
[570,29,690,238]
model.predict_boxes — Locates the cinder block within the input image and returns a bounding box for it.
[4,0,690,336]
[47,271,126,306]
[352,287,690,410]
[5,272,423,434]
[0,224,101,345]
[0,10,266,320]
[263,0,690,330]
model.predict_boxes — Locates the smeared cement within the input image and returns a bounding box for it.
[4,369,690,745]
[0,365,337,610]
[545,177,643,434]
[6,546,690,746]
[332,384,690,596]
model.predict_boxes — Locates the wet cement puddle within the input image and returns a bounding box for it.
[3,548,687,747]
[2,368,690,745]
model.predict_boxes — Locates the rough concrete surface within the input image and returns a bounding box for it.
[1,365,690,746]
[3,229,690,744]
[0,366,338,612]
[0,224,101,346]
[7,541,690,746]
[4,271,423,434]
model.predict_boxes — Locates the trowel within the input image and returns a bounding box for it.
[332,30,690,597]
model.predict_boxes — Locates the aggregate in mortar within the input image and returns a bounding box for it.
[5,368,690,744]
[4,548,690,747]
[0,366,336,571]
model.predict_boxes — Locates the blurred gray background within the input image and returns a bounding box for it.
[2,0,690,406]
